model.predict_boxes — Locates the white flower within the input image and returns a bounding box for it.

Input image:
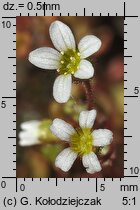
[19,120,56,146]
[50,109,113,174]
[29,21,101,103]
[19,120,40,146]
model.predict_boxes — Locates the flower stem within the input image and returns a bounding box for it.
[82,80,94,110]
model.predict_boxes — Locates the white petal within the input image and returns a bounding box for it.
[49,21,75,52]
[50,118,75,141]
[18,131,39,146]
[74,60,94,79]
[21,120,40,131]
[19,130,38,140]
[28,47,61,69]
[82,152,101,174]
[78,35,101,59]
[53,74,72,103]
[19,138,40,146]
[79,109,97,129]
[55,148,77,172]
[92,129,113,146]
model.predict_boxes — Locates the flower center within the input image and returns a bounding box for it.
[58,49,81,75]
[70,128,93,156]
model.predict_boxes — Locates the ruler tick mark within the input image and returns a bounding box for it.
[8,137,16,139]
[56,178,58,186]
[124,55,132,58]
[124,2,126,20]
[124,95,138,98]
[95,178,97,192]
[2,97,16,99]
[43,2,46,16]
[124,136,132,138]
[16,178,18,192]
[2,17,16,19]
[125,16,138,18]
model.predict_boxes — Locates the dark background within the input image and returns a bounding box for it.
[17,16,124,178]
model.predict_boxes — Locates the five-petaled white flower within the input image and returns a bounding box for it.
[50,109,113,174]
[29,21,101,103]
[19,120,55,146]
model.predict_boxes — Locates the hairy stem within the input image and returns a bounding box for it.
[82,80,94,110]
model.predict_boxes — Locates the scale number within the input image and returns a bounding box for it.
[100,184,105,191]
[1,181,6,188]
[20,184,25,191]
[2,21,11,28]
[134,87,139,95]
[1,101,6,108]
[130,166,139,175]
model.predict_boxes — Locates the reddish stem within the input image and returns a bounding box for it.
[82,80,94,110]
